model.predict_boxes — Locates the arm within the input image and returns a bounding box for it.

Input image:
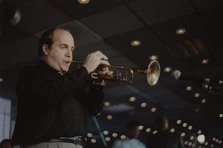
[85,83,105,116]
[78,51,111,116]
[18,51,110,106]
[17,65,91,105]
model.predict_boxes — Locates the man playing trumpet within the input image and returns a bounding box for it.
[12,27,112,148]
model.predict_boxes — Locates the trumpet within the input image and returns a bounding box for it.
[72,60,160,86]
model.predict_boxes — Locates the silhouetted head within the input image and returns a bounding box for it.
[126,120,140,139]
[154,114,169,132]
[0,139,13,148]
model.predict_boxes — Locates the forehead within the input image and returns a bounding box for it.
[52,29,74,45]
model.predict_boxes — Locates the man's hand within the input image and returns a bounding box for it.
[83,50,113,86]
[83,50,110,73]
[95,66,113,86]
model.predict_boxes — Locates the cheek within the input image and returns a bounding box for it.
[50,50,64,59]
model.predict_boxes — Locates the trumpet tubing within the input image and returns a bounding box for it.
[72,60,160,86]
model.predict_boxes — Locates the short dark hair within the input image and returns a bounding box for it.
[127,120,139,130]
[38,27,73,57]
[38,28,56,57]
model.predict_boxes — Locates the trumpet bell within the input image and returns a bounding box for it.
[146,60,160,86]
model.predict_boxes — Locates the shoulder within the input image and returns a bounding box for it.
[130,139,146,148]
[21,64,39,74]
[17,63,50,84]
[19,64,43,78]
[113,139,130,146]
[19,64,37,77]
[23,61,62,76]
[113,139,123,144]
[113,139,124,147]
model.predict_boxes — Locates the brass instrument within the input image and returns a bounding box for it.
[72,60,160,86]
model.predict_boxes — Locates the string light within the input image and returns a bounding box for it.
[188,125,193,130]
[141,102,147,108]
[176,28,186,35]
[149,55,158,61]
[201,59,209,64]
[107,115,113,120]
[138,125,144,130]
[194,93,200,98]
[152,130,158,134]
[112,133,118,137]
[120,135,126,139]
[177,120,182,124]
[186,86,192,91]
[163,67,172,73]
[78,0,90,4]
[197,134,205,143]
[146,128,151,133]
[87,133,93,137]
[151,107,157,112]
[105,137,111,142]
[170,128,175,133]
[130,40,141,47]
[103,130,109,135]
[129,96,136,102]
[91,139,96,143]
[104,101,110,107]
[182,123,187,127]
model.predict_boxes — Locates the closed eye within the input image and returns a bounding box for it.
[60,45,68,50]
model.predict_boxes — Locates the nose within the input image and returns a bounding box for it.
[66,48,73,58]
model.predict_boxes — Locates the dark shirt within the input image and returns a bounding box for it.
[12,61,104,145]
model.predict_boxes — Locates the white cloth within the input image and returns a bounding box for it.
[112,138,146,148]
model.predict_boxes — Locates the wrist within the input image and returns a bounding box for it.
[82,64,91,73]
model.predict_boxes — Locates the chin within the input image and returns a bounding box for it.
[60,65,69,72]
[62,69,69,72]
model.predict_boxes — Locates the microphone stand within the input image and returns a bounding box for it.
[92,116,108,148]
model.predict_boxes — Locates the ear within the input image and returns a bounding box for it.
[42,44,49,56]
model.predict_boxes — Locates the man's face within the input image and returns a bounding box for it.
[43,29,75,72]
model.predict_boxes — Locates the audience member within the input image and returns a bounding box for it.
[112,120,146,148]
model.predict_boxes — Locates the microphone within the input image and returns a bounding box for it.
[172,70,211,85]
[172,70,223,96]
